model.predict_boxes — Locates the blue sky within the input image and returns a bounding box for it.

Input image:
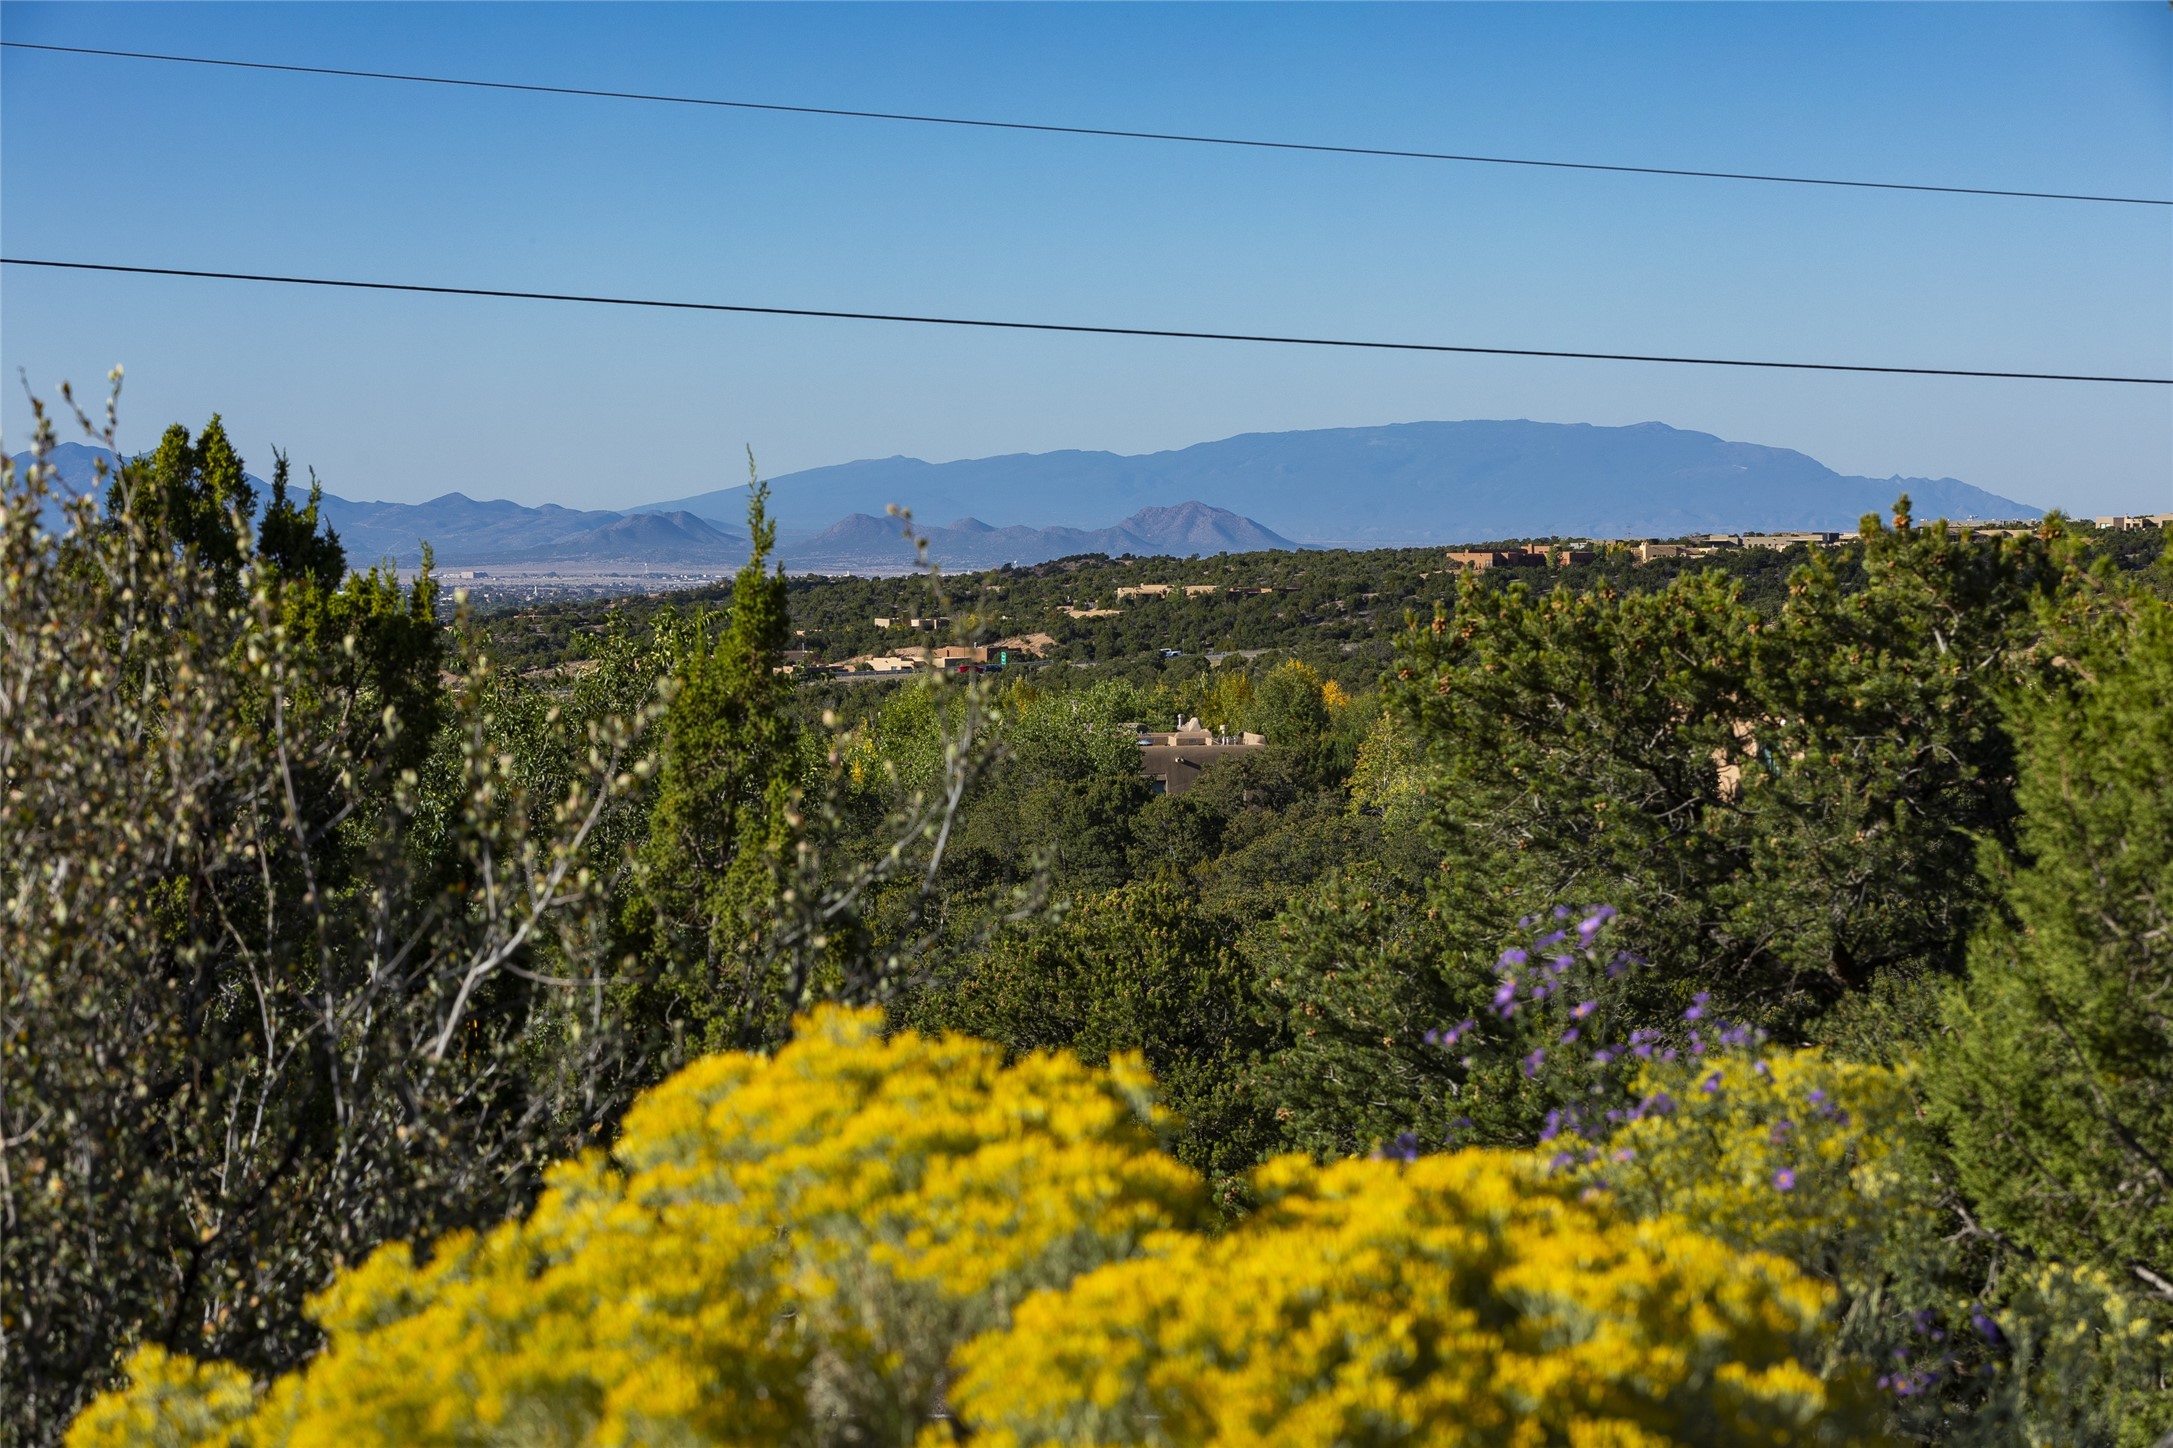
[3,2,2167,516]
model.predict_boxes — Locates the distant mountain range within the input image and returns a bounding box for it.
[316,493,744,565]
[9,445,751,566]
[643,420,2039,547]
[13,420,2040,572]
[786,502,1296,572]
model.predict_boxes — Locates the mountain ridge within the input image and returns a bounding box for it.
[783,501,1298,572]
[13,419,2045,572]
[638,419,2040,546]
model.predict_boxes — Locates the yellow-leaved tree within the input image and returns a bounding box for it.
[71,1011,1883,1447]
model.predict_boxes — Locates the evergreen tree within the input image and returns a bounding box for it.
[1396,502,2077,1039]
[1929,574,2173,1306]
[899,877,1280,1187]
[255,448,346,593]
[114,414,258,588]
[1259,506,2087,1156]
[622,469,806,1051]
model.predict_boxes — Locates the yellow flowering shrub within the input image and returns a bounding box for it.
[1571,1046,2172,1441]
[73,1011,1886,1447]
[944,1150,1880,1447]
[70,1007,1203,1447]
[66,1347,258,1448]
[1986,1261,2173,1448]
[1579,1048,1937,1290]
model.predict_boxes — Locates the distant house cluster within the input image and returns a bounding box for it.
[1105,583,1289,602]
[1431,519,2173,573]
[1115,583,1223,600]
[820,631,1058,677]
[1441,531,1859,571]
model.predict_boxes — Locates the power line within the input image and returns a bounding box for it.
[7,257,2167,385]
[5,40,2166,208]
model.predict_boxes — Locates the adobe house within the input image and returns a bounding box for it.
[1444,549,1547,571]
[1136,718,1267,797]
[1740,532,1841,551]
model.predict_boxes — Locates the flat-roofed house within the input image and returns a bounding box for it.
[1444,549,1546,571]
[1740,532,1841,551]
[1135,717,1268,796]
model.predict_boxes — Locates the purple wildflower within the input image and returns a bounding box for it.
[1683,990,1710,1022]
[1700,1071,1724,1094]
[1571,999,1597,1020]
[1559,1027,1580,1045]
[1522,1048,1547,1078]
[1773,1168,1796,1191]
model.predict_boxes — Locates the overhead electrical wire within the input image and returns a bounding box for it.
[6,258,2166,385]
[4,40,2166,208]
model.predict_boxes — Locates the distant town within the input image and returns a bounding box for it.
[774,517,2165,678]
